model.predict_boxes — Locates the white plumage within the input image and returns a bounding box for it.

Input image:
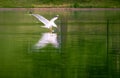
[32,14,59,31]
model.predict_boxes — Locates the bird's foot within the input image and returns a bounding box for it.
[49,30,55,33]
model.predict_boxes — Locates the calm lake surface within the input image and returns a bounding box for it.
[0,8,120,78]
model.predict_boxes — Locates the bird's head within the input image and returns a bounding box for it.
[55,15,59,17]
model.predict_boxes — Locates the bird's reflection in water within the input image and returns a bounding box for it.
[34,32,59,49]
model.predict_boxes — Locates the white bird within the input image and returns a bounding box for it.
[32,14,59,32]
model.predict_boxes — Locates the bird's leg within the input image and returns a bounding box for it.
[50,27,53,33]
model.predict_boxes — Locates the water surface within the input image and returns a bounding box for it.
[0,8,120,78]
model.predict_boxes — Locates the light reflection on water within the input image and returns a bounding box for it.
[34,32,59,49]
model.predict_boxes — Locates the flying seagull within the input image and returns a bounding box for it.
[32,14,59,32]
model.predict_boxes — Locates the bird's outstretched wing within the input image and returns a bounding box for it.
[32,14,49,25]
[50,15,58,22]
[50,15,59,27]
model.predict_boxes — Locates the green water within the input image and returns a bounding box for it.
[0,9,120,78]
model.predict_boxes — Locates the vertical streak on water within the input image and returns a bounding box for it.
[60,15,68,78]
[115,22,120,78]
[106,19,109,78]
[107,10,120,78]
